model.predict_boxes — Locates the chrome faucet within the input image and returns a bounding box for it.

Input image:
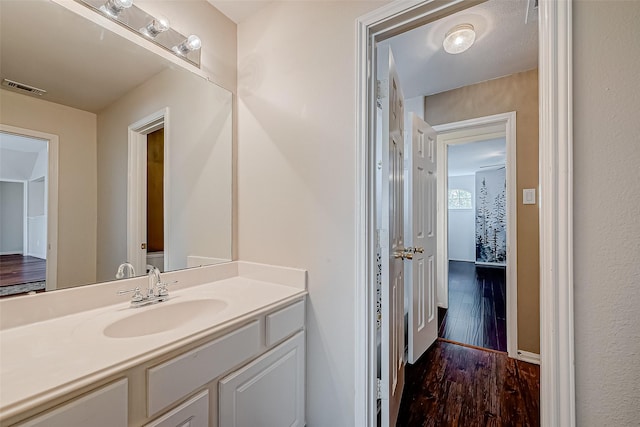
[147,265,161,298]
[116,262,136,279]
[117,266,177,308]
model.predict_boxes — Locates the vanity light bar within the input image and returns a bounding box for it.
[75,0,202,67]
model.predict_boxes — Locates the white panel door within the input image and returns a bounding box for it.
[378,45,405,427]
[405,113,438,364]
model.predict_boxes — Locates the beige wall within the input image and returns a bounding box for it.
[573,0,640,424]
[96,67,232,282]
[237,2,385,425]
[424,69,540,353]
[0,89,97,288]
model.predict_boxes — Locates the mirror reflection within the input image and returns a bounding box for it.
[0,0,233,297]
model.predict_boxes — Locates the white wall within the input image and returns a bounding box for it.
[447,174,475,262]
[0,148,38,181]
[573,0,640,424]
[0,181,23,254]
[237,2,385,425]
[97,67,232,282]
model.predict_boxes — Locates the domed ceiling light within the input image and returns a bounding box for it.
[443,24,476,54]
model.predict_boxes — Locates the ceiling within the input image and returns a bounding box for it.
[383,0,538,98]
[0,0,171,113]
[448,137,505,176]
[206,0,272,24]
[0,133,47,153]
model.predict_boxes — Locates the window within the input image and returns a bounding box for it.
[448,189,472,209]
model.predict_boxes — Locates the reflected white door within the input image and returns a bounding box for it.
[379,45,405,427]
[405,113,438,364]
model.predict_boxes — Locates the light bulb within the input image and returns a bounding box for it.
[172,35,202,56]
[100,0,133,18]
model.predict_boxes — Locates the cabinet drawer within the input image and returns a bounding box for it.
[147,321,260,417]
[265,300,305,347]
[18,379,127,427]
[145,390,208,427]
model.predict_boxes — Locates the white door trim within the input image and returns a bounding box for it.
[355,0,574,426]
[433,112,517,359]
[127,108,170,275]
[0,124,59,291]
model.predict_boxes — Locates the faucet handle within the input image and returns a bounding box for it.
[157,280,178,297]
[117,287,144,302]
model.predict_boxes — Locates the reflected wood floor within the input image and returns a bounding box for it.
[438,261,506,352]
[0,254,46,287]
[397,340,540,426]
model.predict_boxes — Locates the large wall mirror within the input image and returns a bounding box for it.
[0,0,233,297]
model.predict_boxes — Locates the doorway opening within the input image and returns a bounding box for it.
[356,0,574,425]
[435,113,518,356]
[127,108,169,277]
[0,126,58,296]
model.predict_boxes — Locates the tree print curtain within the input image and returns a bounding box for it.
[475,167,506,265]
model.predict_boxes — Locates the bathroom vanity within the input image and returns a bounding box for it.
[0,262,307,427]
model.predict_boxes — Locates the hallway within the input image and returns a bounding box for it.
[397,340,539,426]
[438,261,506,352]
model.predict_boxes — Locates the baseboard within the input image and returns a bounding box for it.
[0,251,22,256]
[517,350,541,365]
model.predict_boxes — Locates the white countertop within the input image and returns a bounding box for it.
[0,262,306,421]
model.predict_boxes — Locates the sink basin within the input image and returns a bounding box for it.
[104,299,228,338]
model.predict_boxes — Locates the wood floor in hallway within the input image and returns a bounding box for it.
[397,340,539,426]
[0,254,46,287]
[438,261,507,352]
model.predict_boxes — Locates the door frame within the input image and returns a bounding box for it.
[0,124,59,291]
[354,1,574,426]
[127,108,170,275]
[433,112,517,359]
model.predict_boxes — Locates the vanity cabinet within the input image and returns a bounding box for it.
[219,331,305,427]
[144,298,306,427]
[17,379,128,427]
[7,296,306,427]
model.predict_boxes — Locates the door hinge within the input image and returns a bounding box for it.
[376,378,382,399]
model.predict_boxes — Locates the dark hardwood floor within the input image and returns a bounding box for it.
[397,340,540,426]
[0,254,46,287]
[438,261,506,352]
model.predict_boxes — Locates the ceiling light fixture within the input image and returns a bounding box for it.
[443,24,476,54]
[140,15,170,38]
[100,0,133,18]
[172,35,202,56]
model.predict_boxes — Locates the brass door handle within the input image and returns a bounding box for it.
[414,247,424,253]
[394,251,414,260]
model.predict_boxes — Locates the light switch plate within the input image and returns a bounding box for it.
[523,188,536,205]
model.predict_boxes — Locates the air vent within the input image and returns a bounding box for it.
[2,79,47,96]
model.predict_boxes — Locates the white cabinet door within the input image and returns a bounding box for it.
[18,379,127,427]
[219,331,305,427]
